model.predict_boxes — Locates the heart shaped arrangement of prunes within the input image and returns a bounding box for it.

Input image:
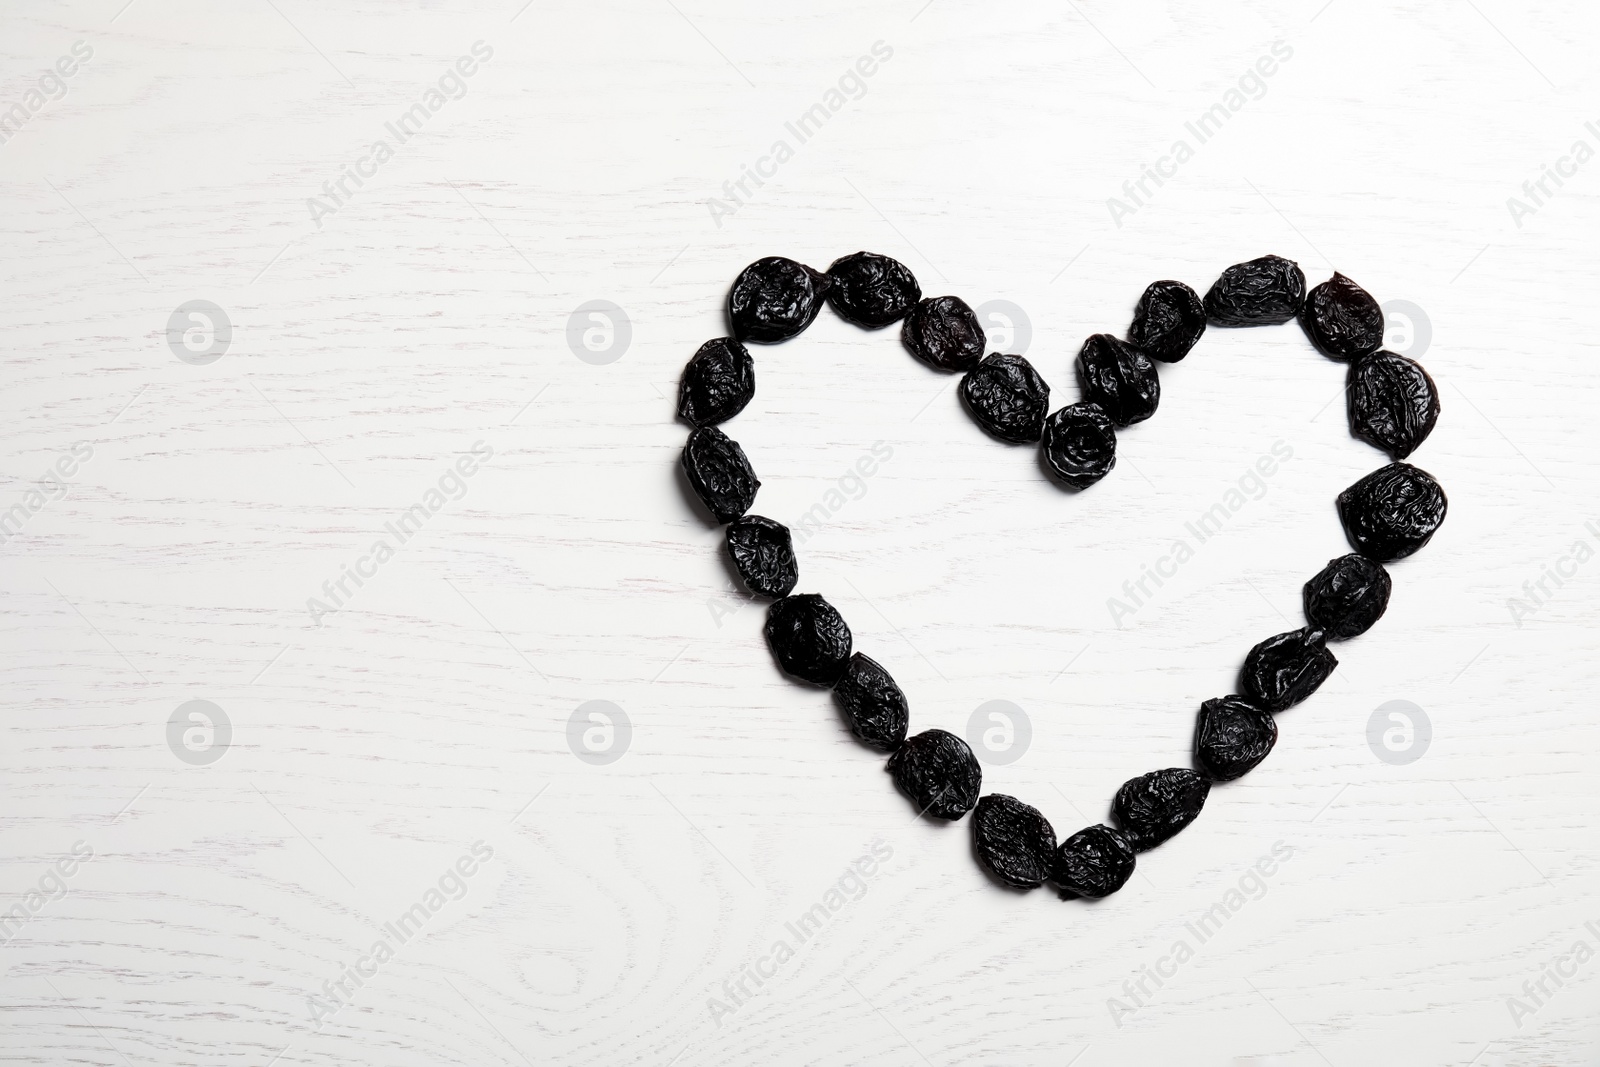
[678,251,1447,900]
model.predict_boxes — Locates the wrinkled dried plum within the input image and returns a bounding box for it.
[826,251,920,329]
[1052,824,1136,898]
[1129,280,1206,363]
[1301,272,1383,360]
[1205,255,1306,326]
[678,337,754,427]
[1304,553,1392,639]
[1041,402,1116,489]
[832,653,908,751]
[1337,462,1447,561]
[960,353,1049,443]
[728,257,831,344]
[1348,350,1440,460]
[973,794,1057,889]
[1077,334,1159,426]
[764,594,851,686]
[682,426,759,523]
[1112,768,1209,851]
[887,728,981,820]
[1195,695,1278,781]
[1241,628,1337,712]
[902,295,985,372]
[726,515,797,598]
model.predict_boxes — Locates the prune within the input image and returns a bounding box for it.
[1303,553,1392,640]
[1041,402,1117,489]
[1129,280,1206,363]
[1077,334,1159,426]
[764,594,851,686]
[682,426,759,523]
[1240,628,1337,712]
[826,251,921,329]
[678,337,754,427]
[1301,273,1383,360]
[1204,255,1306,326]
[832,653,909,751]
[1112,768,1209,851]
[1348,350,1440,460]
[726,515,797,598]
[887,728,981,820]
[1052,824,1136,898]
[902,295,985,372]
[1337,462,1448,561]
[960,353,1050,443]
[728,257,831,344]
[1194,695,1278,781]
[973,794,1057,889]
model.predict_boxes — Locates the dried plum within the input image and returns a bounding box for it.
[1337,462,1447,561]
[832,653,909,751]
[1348,350,1440,460]
[682,426,759,523]
[1052,824,1136,898]
[678,337,754,427]
[1301,273,1383,360]
[887,728,981,820]
[726,515,797,598]
[1041,402,1117,489]
[1241,628,1337,712]
[1194,696,1278,781]
[728,257,831,344]
[1077,334,1159,426]
[1304,553,1392,639]
[1129,280,1206,363]
[826,251,920,329]
[1204,255,1306,326]
[960,353,1050,443]
[764,594,851,686]
[902,295,985,372]
[973,794,1057,889]
[1112,768,1209,851]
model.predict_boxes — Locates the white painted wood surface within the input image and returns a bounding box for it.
[1,1,1598,1064]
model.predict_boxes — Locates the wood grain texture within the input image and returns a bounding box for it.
[1,0,1598,1064]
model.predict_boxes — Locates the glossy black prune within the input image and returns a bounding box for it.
[826,251,921,329]
[728,257,832,344]
[1204,255,1306,326]
[960,353,1050,443]
[726,515,797,598]
[1052,824,1136,898]
[832,653,908,751]
[1336,462,1448,561]
[1112,768,1209,852]
[678,337,754,427]
[1301,272,1384,360]
[1241,628,1337,711]
[1348,350,1440,460]
[1129,280,1206,363]
[887,728,981,820]
[1077,334,1159,426]
[973,794,1057,889]
[1303,553,1392,639]
[682,426,759,523]
[1194,696,1278,781]
[764,593,851,686]
[1041,403,1116,489]
[902,295,985,372]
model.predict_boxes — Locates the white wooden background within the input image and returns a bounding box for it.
[1,1,1597,1064]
